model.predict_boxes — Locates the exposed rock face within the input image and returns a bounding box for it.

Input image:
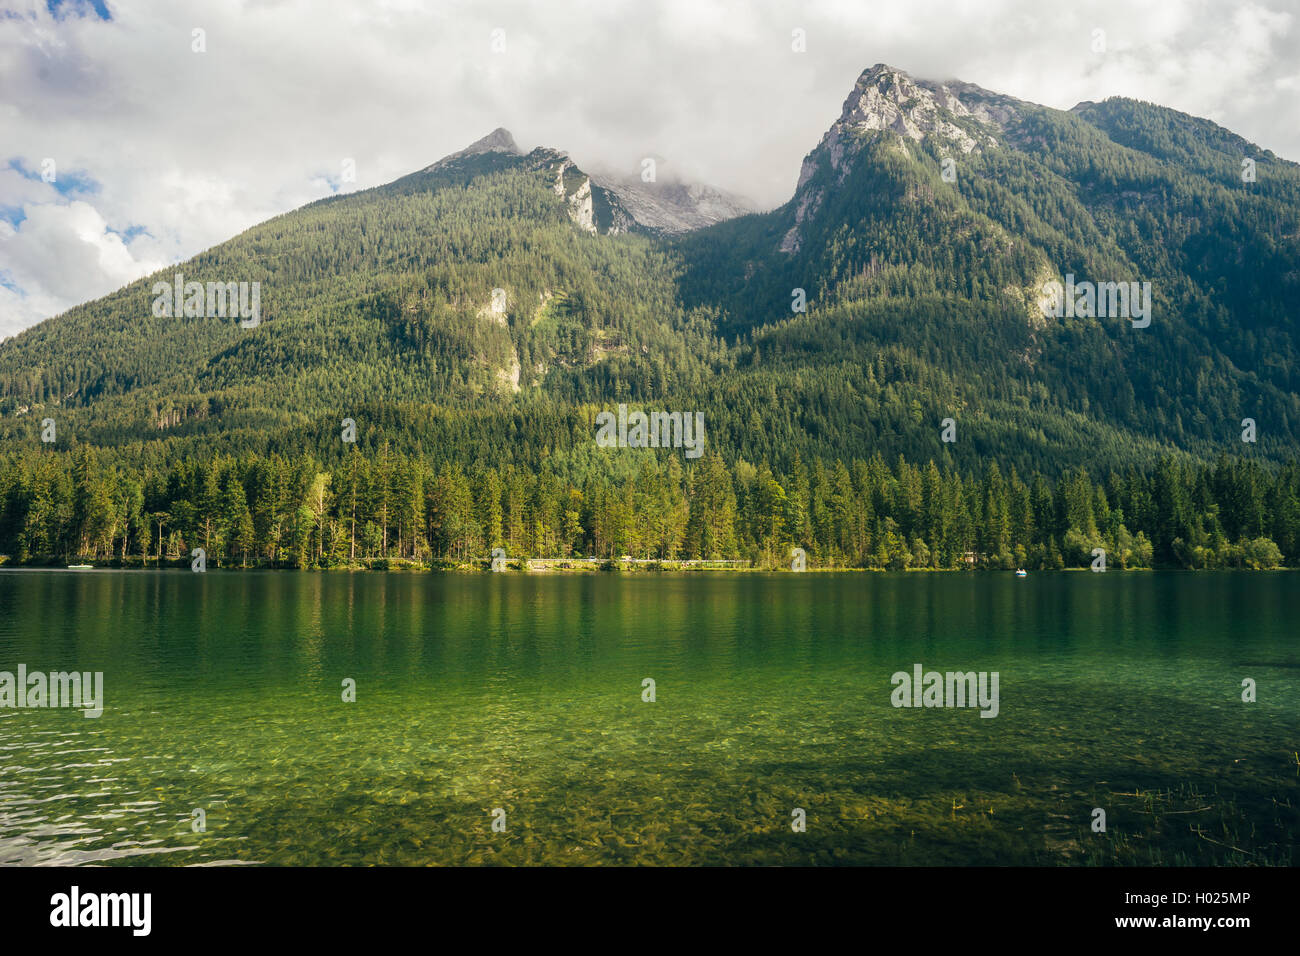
[535,148,595,231]
[424,129,747,236]
[424,127,521,170]
[476,290,508,325]
[497,349,522,393]
[780,187,826,255]
[588,173,755,234]
[780,63,1012,254]
[528,147,636,235]
[565,175,596,232]
[840,66,988,153]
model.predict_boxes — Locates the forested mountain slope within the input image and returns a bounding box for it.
[1,64,1298,568]
[675,66,1300,471]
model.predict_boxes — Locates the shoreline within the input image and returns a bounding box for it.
[0,558,1288,573]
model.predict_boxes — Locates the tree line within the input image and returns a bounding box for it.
[0,446,1293,570]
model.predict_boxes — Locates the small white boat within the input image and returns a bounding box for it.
[67,564,93,570]
[1015,569,1027,577]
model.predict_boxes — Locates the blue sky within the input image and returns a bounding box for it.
[45,0,112,21]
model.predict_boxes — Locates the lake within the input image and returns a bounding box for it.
[0,569,1296,866]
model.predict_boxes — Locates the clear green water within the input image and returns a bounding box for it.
[0,569,1296,866]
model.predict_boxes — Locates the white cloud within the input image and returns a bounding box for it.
[1,0,1297,338]
[0,199,167,336]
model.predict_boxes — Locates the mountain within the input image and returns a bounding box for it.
[0,128,725,447]
[777,65,1012,255]
[674,63,1300,468]
[587,169,756,233]
[401,128,641,236]
[423,126,523,167]
[3,63,1300,569]
[2,64,1299,475]
[411,128,754,236]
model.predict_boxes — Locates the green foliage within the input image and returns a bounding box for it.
[0,96,1298,570]
[0,444,1294,571]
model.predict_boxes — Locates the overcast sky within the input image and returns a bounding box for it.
[2,0,1297,338]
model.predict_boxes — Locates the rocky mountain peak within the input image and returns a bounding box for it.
[588,170,756,234]
[780,64,1008,254]
[425,127,521,170]
[466,127,520,155]
[419,129,749,236]
[832,63,998,159]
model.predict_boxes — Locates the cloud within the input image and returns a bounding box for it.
[0,200,165,337]
[1,0,1297,338]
